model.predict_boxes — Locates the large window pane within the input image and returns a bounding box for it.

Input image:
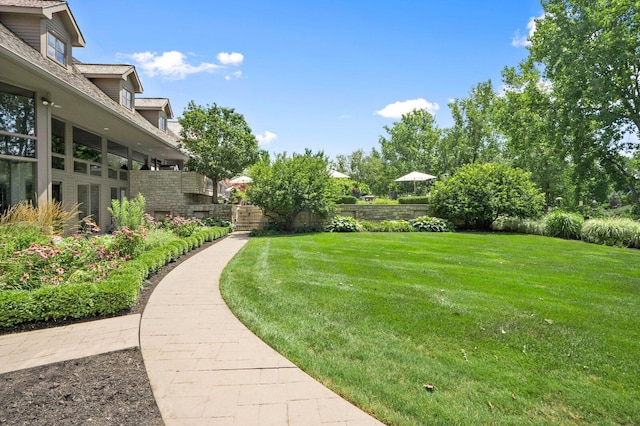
[107,140,128,169]
[0,82,35,136]
[51,118,65,154]
[0,134,36,158]
[73,127,102,163]
[0,159,35,214]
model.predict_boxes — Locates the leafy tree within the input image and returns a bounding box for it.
[530,0,640,211]
[445,80,503,170]
[379,109,442,188]
[495,61,575,207]
[178,102,259,203]
[248,150,336,231]
[430,163,545,230]
[332,148,393,197]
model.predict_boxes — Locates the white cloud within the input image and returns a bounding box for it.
[126,51,219,79]
[374,98,440,118]
[256,131,277,145]
[512,14,543,47]
[217,52,244,65]
[224,71,243,81]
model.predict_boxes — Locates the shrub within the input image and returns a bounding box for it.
[336,196,357,204]
[162,215,204,237]
[581,217,640,248]
[199,217,233,228]
[108,194,146,230]
[0,227,230,327]
[430,163,545,230]
[0,201,79,236]
[360,220,414,232]
[492,216,546,235]
[398,197,430,204]
[325,216,363,232]
[410,216,454,232]
[113,226,148,259]
[543,211,584,240]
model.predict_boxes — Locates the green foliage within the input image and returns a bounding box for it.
[379,109,442,192]
[108,194,146,230]
[398,196,430,204]
[361,220,414,232]
[336,196,357,204]
[410,216,454,232]
[543,210,584,240]
[248,149,337,231]
[581,217,640,249]
[325,216,363,232]
[364,198,398,205]
[0,200,79,236]
[0,227,230,327]
[492,216,546,235]
[430,163,545,230]
[161,215,204,237]
[112,226,148,258]
[199,217,233,228]
[530,0,640,212]
[178,102,259,200]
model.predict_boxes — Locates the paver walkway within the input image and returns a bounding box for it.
[140,232,383,425]
[0,232,383,424]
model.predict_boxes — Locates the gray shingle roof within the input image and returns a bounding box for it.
[0,21,181,151]
[0,1,66,8]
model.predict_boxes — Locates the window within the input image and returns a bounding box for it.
[77,184,100,225]
[0,82,36,158]
[73,127,102,176]
[107,140,128,180]
[159,116,167,131]
[47,32,66,65]
[122,89,133,108]
[0,159,36,214]
[51,118,65,170]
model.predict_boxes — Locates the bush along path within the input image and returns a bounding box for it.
[0,226,230,329]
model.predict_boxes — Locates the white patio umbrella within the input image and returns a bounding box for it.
[395,171,436,192]
[229,175,253,184]
[329,170,350,178]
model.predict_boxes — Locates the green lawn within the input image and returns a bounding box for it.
[220,232,640,425]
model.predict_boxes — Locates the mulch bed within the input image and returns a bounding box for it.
[0,238,223,425]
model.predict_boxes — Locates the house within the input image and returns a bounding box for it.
[0,0,190,230]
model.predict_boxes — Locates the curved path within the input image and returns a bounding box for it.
[140,232,384,425]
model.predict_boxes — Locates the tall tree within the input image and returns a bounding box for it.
[530,0,640,211]
[495,62,575,207]
[178,102,259,203]
[248,149,336,231]
[446,80,503,169]
[379,109,442,187]
[332,148,392,196]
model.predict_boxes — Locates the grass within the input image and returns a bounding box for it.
[220,232,640,425]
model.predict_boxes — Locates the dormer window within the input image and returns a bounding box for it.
[122,88,133,108]
[47,32,66,65]
[159,116,167,131]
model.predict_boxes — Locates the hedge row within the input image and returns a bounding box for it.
[0,227,230,327]
[398,196,430,204]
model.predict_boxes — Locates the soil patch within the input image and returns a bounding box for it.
[0,237,224,425]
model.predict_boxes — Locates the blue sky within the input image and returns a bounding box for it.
[70,1,543,159]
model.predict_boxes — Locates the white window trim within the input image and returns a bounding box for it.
[122,89,133,109]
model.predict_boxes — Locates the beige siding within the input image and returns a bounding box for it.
[0,14,42,50]
[138,110,158,127]
[89,78,120,102]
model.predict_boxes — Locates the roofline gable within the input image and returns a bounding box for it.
[0,1,85,47]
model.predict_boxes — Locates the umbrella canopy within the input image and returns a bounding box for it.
[329,170,350,179]
[395,171,436,192]
[394,171,436,182]
[229,175,253,184]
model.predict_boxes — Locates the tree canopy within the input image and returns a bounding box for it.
[248,150,336,231]
[178,102,259,202]
[530,0,640,211]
